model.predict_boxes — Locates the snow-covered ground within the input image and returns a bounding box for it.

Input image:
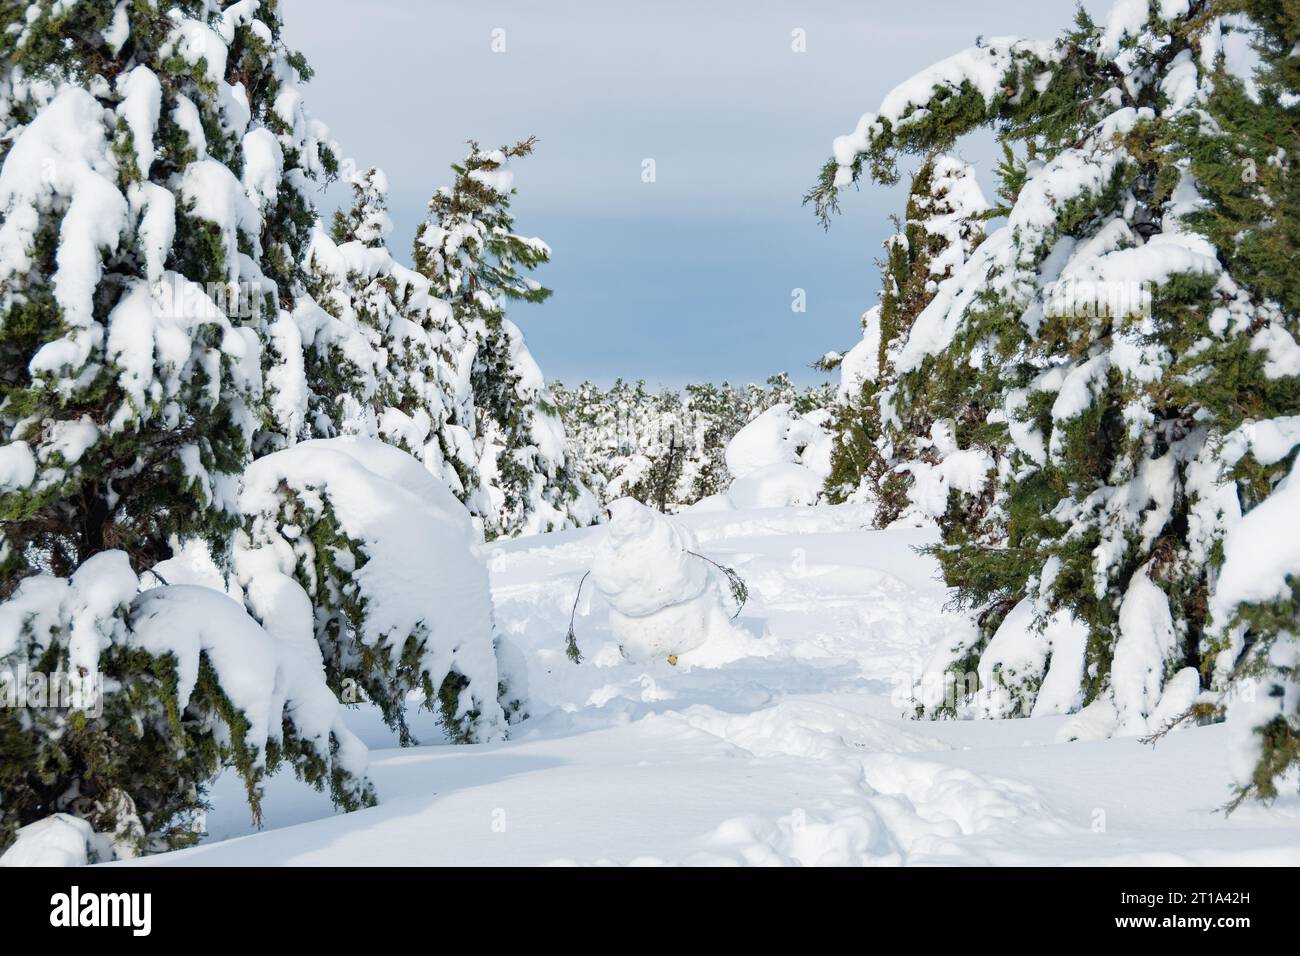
[125,506,1300,866]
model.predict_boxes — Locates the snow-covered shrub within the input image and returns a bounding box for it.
[414,139,596,538]
[0,551,372,857]
[237,437,506,744]
[813,0,1300,801]
[1210,453,1300,805]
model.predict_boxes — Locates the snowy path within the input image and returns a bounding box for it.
[128,506,1300,866]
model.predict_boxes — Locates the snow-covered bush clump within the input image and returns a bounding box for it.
[0,551,372,859]
[724,404,832,510]
[238,437,506,744]
[812,0,1300,803]
[591,499,745,664]
[414,139,596,538]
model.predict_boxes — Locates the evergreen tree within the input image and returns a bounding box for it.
[331,166,393,249]
[632,389,686,512]
[301,166,483,502]
[683,382,736,501]
[0,0,373,855]
[414,139,595,538]
[824,154,992,524]
[812,0,1300,802]
[552,377,651,503]
[1176,0,1300,806]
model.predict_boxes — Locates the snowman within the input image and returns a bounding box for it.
[591,498,741,664]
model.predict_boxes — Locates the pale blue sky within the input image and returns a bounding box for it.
[284,0,1109,388]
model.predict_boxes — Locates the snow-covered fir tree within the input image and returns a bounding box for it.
[822,154,992,526]
[300,166,483,502]
[682,382,744,501]
[1180,0,1300,807]
[812,0,1300,804]
[414,138,596,538]
[0,0,375,855]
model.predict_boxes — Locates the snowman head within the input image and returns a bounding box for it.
[604,497,656,546]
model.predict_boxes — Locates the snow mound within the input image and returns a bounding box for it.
[725,404,831,479]
[700,807,903,866]
[722,405,831,509]
[0,815,97,868]
[729,462,825,509]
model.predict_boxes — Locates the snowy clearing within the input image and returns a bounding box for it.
[123,506,1300,867]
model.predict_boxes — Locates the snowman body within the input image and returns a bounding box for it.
[591,499,734,663]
